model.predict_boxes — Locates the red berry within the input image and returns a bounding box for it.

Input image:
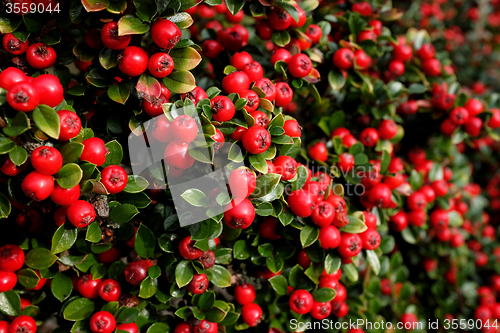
[306,24,323,44]
[0,245,24,272]
[148,52,174,78]
[164,141,195,169]
[151,18,181,49]
[407,191,427,211]
[242,61,264,82]
[90,311,116,333]
[421,58,441,77]
[360,228,381,250]
[389,210,408,232]
[318,225,341,249]
[21,171,54,201]
[283,119,301,137]
[241,126,271,154]
[58,110,82,141]
[338,153,355,173]
[98,279,121,302]
[67,200,95,228]
[464,117,483,137]
[222,71,250,94]
[289,289,313,315]
[211,96,235,122]
[116,323,139,333]
[7,81,40,112]
[465,98,484,116]
[187,273,209,294]
[254,78,276,102]
[152,115,173,142]
[310,300,332,320]
[488,108,500,129]
[32,74,64,107]
[3,33,29,55]
[417,43,436,60]
[31,146,63,175]
[241,303,262,327]
[234,283,256,305]
[308,142,328,162]
[143,93,169,117]
[201,39,223,59]
[98,246,121,264]
[271,48,292,66]
[360,128,379,147]
[199,250,216,269]
[118,46,148,77]
[275,82,293,107]
[78,274,102,299]
[179,236,203,260]
[212,128,225,151]
[240,90,260,113]
[182,86,207,106]
[101,165,128,194]
[171,115,199,144]
[368,183,392,208]
[26,43,56,69]
[80,137,107,166]
[50,184,80,206]
[0,67,27,90]
[8,316,36,333]
[193,320,217,333]
[230,51,253,70]
[393,43,413,62]
[449,107,469,125]
[101,22,131,50]
[287,189,315,217]
[223,199,255,229]
[124,260,152,286]
[251,111,270,128]
[333,48,354,69]
[228,167,256,198]
[273,156,297,181]
[268,8,292,30]
[288,54,312,78]
[352,2,372,15]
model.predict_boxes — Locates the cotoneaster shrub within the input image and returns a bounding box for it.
[0,0,499,333]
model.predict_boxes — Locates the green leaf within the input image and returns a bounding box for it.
[313,288,337,302]
[139,276,157,298]
[51,223,78,254]
[166,12,193,29]
[292,165,308,191]
[134,0,157,21]
[448,210,464,227]
[250,173,281,199]
[225,0,245,15]
[55,163,83,189]
[348,11,365,37]
[300,225,319,248]
[0,135,15,154]
[269,275,288,295]
[409,170,423,191]
[51,272,73,302]
[401,227,417,244]
[33,105,61,139]
[0,15,22,34]
[116,307,140,324]
[428,163,444,182]
[328,69,346,91]
[380,150,391,174]
[343,263,359,282]
[0,193,11,219]
[249,154,268,174]
[3,112,29,137]
[135,224,156,258]
[60,142,84,164]
[339,215,367,233]
[175,260,194,287]
[170,47,202,71]
[99,48,118,69]
[8,146,28,166]
[209,265,231,287]
[118,15,150,35]
[109,203,139,223]
[16,268,40,289]
[380,235,395,254]
[136,74,161,100]
[0,290,20,316]
[102,140,123,168]
[124,175,149,193]
[272,30,291,47]
[146,323,170,333]
[81,0,109,12]
[163,71,197,94]
[324,254,341,275]
[181,189,209,208]
[85,222,101,243]
[366,250,380,275]
[63,298,95,321]
[108,83,130,104]
[25,248,58,270]
[408,83,427,94]
[275,1,299,22]
[233,240,251,260]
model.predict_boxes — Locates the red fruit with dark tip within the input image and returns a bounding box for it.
[101,22,130,50]
[240,90,260,113]
[179,236,203,260]
[151,18,182,50]
[288,189,315,218]
[80,137,107,166]
[8,316,36,333]
[116,323,139,333]
[148,52,174,78]
[273,155,297,181]
[78,274,102,299]
[7,81,40,112]
[333,48,354,69]
[32,74,64,107]
[288,54,312,78]
[283,119,301,137]
[312,201,335,227]
[268,7,292,30]
[199,250,216,269]
[0,245,24,272]
[31,146,63,175]
[228,167,256,198]
[164,141,195,169]
[289,289,313,315]
[242,126,271,154]
[118,46,148,77]
[187,273,209,294]
[124,260,153,286]
[26,43,56,69]
[101,165,128,194]
[360,228,381,250]
[67,200,95,228]
[234,283,256,305]
[58,110,82,141]
[98,279,121,302]
[21,171,54,201]
[242,303,262,327]
[360,128,379,147]
[222,71,250,95]
[223,199,255,229]
[242,61,264,82]
[308,142,328,162]
[254,78,276,102]
[211,96,235,122]
[90,311,116,333]
[3,33,29,55]
[50,184,80,206]
[378,119,398,140]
